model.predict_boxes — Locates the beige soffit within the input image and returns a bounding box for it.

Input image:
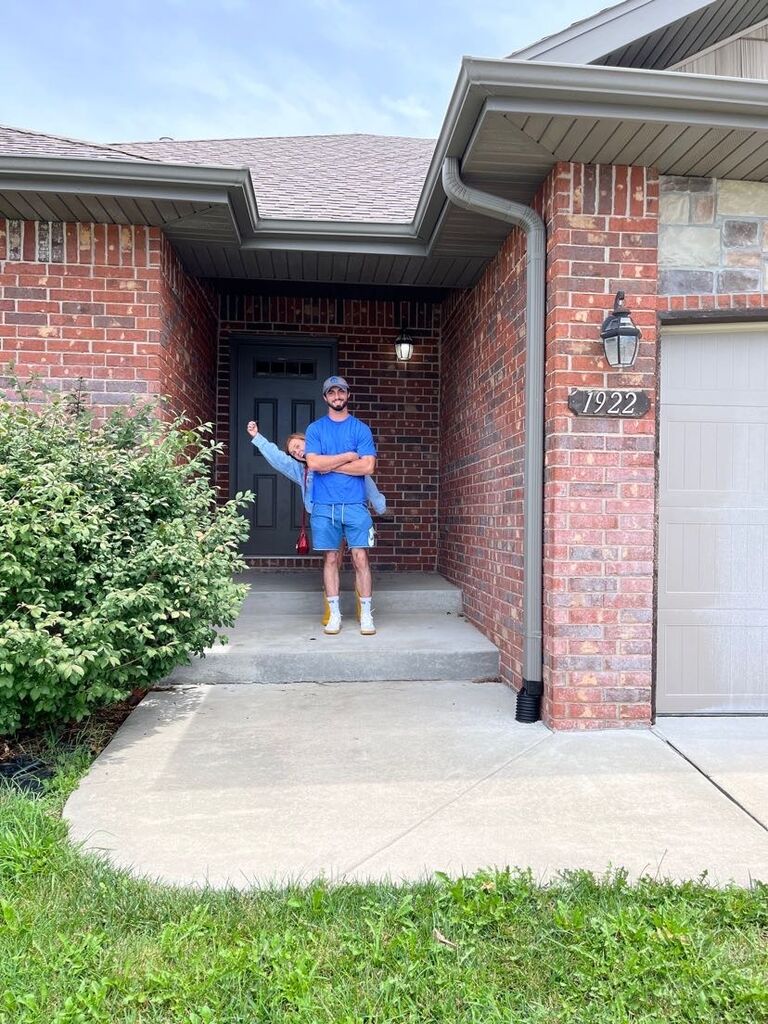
[510,0,768,72]
[509,0,714,63]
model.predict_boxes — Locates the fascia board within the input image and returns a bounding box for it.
[244,218,418,238]
[0,154,252,189]
[460,58,768,125]
[508,0,712,64]
[240,218,423,255]
[0,175,230,207]
[0,155,255,214]
[241,235,426,256]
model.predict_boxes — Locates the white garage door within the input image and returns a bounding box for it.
[658,325,768,714]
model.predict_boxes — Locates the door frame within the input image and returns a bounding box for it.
[227,332,338,505]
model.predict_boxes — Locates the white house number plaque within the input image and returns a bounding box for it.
[568,388,650,418]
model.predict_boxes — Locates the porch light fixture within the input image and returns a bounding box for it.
[600,291,641,368]
[394,327,414,361]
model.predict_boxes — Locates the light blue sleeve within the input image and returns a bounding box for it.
[251,435,313,512]
[364,476,386,514]
[251,434,303,484]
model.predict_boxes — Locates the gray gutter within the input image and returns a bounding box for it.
[441,157,545,723]
[240,218,425,256]
[453,57,768,124]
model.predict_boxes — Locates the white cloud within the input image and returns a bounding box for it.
[0,0,604,141]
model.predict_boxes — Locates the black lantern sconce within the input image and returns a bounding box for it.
[600,291,641,369]
[394,326,414,361]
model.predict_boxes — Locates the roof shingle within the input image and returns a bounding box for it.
[110,133,435,223]
[0,124,151,162]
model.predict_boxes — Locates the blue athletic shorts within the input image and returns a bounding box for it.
[310,502,375,550]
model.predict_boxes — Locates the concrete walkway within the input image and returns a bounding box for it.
[64,682,768,889]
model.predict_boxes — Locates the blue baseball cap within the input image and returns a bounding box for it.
[322,375,349,394]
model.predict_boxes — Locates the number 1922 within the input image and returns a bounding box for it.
[568,389,650,418]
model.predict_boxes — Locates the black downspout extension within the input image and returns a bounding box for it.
[441,157,546,724]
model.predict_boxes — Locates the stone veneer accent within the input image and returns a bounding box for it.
[659,177,768,295]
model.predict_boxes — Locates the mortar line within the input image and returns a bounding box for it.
[343,730,553,875]
[653,730,768,835]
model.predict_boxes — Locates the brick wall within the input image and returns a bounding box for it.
[217,289,441,570]
[157,237,218,426]
[439,163,660,728]
[542,163,659,729]
[0,219,217,424]
[438,229,528,686]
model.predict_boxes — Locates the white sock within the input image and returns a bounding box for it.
[328,597,340,615]
[360,597,372,614]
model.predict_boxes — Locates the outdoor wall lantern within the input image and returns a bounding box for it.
[600,290,641,368]
[394,326,414,361]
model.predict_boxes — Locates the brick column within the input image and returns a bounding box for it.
[541,163,659,728]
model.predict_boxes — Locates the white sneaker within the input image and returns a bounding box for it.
[324,611,342,635]
[359,609,376,635]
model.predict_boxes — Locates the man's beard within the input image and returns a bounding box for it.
[328,397,348,412]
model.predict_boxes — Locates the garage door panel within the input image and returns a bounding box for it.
[658,326,768,714]
[661,417,768,498]
[659,621,768,713]
[660,521,768,600]
[664,330,768,394]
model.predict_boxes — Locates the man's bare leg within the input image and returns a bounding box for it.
[323,548,341,600]
[350,547,372,598]
[322,540,346,625]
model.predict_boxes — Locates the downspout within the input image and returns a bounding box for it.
[441,157,545,724]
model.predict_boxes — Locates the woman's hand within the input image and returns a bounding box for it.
[246,421,258,437]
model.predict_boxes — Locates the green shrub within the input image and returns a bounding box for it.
[0,378,253,734]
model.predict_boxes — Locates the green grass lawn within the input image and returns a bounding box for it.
[1,729,767,1024]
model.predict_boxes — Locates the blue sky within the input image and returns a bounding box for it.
[5,0,603,143]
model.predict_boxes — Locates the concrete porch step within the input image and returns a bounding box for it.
[166,611,500,685]
[236,571,463,615]
[164,572,498,685]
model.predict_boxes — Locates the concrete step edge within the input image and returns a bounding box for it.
[243,594,463,613]
[166,649,501,685]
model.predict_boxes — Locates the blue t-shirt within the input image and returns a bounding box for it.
[304,414,376,505]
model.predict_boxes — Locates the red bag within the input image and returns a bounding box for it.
[296,465,310,555]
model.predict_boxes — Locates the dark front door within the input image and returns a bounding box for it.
[233,338,335,556]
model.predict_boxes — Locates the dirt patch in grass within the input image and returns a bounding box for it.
[0,689,148,792]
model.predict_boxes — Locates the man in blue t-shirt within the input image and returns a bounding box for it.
[304,376,377,636]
